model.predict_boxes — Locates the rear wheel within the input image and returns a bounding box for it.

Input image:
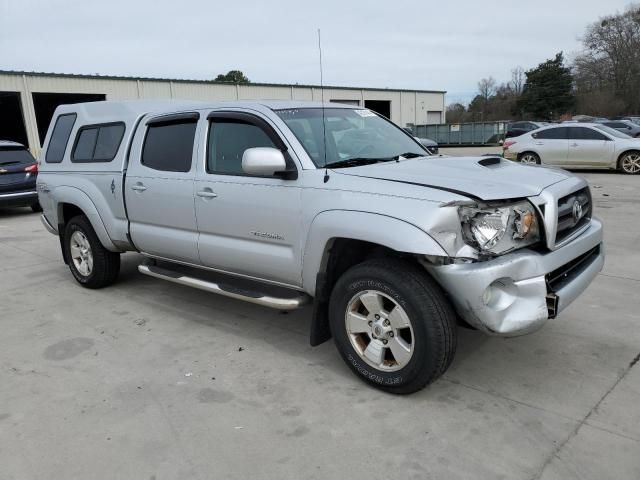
[618,151,640,174]
[63,215,120,289]
[519,152,540,165]
[329,258,457,394]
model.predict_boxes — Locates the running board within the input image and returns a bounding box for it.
[138,264,310,311]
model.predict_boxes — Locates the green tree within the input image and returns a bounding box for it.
[214,70,250,83]
[517,53,575,120]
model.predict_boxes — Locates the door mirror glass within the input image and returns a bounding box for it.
[242,147,287,176]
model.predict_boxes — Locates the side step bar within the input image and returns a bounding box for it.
[138,264,311,311]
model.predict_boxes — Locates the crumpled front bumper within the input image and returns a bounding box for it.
[426,219,604,336]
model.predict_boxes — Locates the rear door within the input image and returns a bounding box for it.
[194,111,303,286]
[125,112,200,263]
[566,127,614,167]
[531,127,569,165]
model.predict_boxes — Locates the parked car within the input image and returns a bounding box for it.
[505,121,548,139]
[0,140,41,211]
[613,116,640,126]
[38,100,604,393]
[596,120,640,138]
[402,128,439,154]
[503,123,640,174]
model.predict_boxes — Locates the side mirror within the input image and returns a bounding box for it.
[242,147,287,177]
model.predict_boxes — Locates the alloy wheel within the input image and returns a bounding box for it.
[621,153,640,174]
[344,290,414,372]
[70,231,93,277]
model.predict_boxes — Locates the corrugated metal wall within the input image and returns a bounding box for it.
[0,72,445,156]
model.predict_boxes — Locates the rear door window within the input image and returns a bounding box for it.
[533,127,568,139]
[45,113,77,163]
[142,116,198,172]
[72,123,125,162]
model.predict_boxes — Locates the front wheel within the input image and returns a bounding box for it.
[519,152,541,165]
[619,151,640,174]
[329,259,457,394]
[63,215,120,289]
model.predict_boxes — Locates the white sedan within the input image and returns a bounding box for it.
[503,123,640,174]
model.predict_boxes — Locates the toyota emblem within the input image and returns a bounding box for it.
[572,200,583,223]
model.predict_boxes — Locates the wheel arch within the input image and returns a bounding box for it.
[55,186,120,254]
[303,210,448,346]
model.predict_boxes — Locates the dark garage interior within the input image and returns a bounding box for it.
[0,92,29,147]
[32,92,105,145]
[364,100,391,119]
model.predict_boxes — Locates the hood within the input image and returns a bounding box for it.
[334,156,570,201]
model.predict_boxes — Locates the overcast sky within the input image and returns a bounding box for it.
[0,0,634,104]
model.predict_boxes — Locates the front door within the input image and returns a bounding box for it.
[566,126,615,167]
[194,111,303,286]
[125,113,200,264]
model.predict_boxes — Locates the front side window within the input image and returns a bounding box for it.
[207,120,277,175]
[276,108,425,168]
[45,113,77,163]
[72,123,125,162]
[142,119,197,172]
[568,127,607,141]
[533,127,568,140]
[593,124,629,139]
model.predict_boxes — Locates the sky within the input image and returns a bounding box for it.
[0,0,635,105]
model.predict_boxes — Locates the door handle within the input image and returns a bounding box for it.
[570,143,579,147]
[535,142,544,145]
[131,183,147,192]
[196,190,218,199]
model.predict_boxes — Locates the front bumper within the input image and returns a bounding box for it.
[0,190,38,208]
[427,219,604,336]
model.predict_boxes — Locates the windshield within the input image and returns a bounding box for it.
[275,108,427,168]
[0,147,35,165]
[593,124,632,139]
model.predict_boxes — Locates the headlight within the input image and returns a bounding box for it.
[458,201,541,255]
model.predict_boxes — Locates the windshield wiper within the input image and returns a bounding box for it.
[392,152,425,160]
[323,157,396,169]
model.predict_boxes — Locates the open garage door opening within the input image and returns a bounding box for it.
[0,92,29,148]
[32,92,105,145]
[364,100,391,119]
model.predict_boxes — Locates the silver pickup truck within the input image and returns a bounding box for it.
[37,100,604,393]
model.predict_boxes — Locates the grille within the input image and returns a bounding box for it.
[555,187,591,245]
[546,245,600,292]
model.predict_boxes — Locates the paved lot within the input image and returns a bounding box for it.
[1,168,639,480]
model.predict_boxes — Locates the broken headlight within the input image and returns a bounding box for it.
[458,201,541,255]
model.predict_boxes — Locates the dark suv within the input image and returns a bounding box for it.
[0,141,41,212]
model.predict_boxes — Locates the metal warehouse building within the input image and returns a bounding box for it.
[0,71,446,156]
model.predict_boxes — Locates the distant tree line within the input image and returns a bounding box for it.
[447,4,640,122]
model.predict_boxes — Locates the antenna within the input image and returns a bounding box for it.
[318,28,329,183]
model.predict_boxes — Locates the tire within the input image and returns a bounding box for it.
[618,151,640,175]
[329,258,457,394]
[31,202,42,212]
[519,152,541,165]
[63,215,120,289]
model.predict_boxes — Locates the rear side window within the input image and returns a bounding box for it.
[45,113,77,163]
[533,127,568,140]
[142,118,197,172]
[0,147,35,165]
[72,123,125,162]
